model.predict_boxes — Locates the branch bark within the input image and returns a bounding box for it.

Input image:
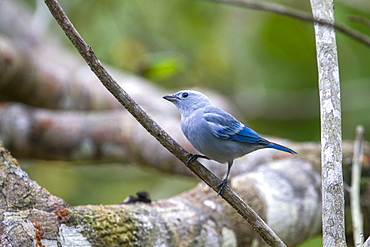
[0,141,321,246]
[351,126,365,246]
[310,0,346,246]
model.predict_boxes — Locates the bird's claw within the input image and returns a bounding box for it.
[186,154,209,164]
[213,179,228,196]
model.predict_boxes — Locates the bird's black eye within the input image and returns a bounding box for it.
[182,92,189,98]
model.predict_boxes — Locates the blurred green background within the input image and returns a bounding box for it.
[19,0,370,245]
[55,0,370,143]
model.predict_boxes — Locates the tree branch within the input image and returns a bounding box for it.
[351,125,365,246]
[0,141,321,246]
[0,34,122,111]
[310,0,346,246]
[44,0,286,245]
[348,16,370,28]
[364,236,370,247]
[206,0,370,47]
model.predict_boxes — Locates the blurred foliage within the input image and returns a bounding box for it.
[17,0,370,245]
[33,0,369,142]
[298,235,322,247]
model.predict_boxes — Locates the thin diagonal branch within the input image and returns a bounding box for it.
[44,0,286,246]
[206,0,370,47]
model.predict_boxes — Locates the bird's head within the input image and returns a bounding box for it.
[163,90,212,114]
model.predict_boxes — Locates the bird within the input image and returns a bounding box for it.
[163,90,296,195]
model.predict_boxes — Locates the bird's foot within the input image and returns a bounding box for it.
[186,154,210,164]
[213,179,228,196]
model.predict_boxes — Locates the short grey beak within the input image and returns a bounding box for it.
[163,94,178,102]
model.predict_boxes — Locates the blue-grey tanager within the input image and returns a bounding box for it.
[163,90,296,195]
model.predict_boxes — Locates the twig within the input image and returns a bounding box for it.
[310,0,346,246]
[43,0,286,246]
[348,16,370,27]
[351,125,365,246]
[205,0,370,47]
[364,236,370,247]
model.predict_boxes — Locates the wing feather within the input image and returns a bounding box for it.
[204,109,268,144]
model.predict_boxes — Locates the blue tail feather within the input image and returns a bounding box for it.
[266,142,297,154]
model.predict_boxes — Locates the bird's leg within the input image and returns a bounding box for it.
[214,161,233,196]
[186,154,210,164]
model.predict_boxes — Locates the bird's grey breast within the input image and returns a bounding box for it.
[181,109,212,152]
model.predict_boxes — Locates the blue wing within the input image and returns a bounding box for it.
[204,109,297,154]
[204,110,268,145]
